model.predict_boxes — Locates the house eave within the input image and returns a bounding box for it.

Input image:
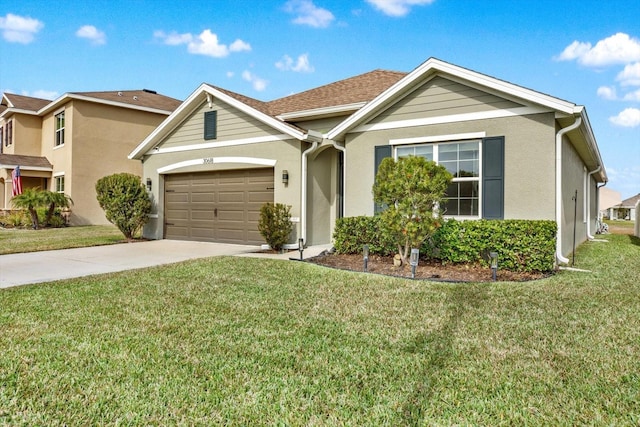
[38,93,175,116]
[276,102,367,121]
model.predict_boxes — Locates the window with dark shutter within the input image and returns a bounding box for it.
[374,145,392,213]
[204,111,217,140]
[481,136,505,219]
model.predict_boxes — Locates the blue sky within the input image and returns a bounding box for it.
[1,0,639,198]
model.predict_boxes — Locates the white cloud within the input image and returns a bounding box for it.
[226,71,235,78]
[284,0,335,28]
[154,29,251,58]
[597,86,617,100]
[76,25,106,45]
[556,33,640,67]
[609,108,640,127]
[242,70,268,91]
[275,53,315,72]
[623,89,640,102]
[366,0,436,17]
[0,13,43,44]
[616,62,640,86]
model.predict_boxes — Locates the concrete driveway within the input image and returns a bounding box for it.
[0,240,259,289]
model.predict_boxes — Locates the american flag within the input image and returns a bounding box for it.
[11,166,22,196]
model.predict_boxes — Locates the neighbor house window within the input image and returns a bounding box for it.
[5,120,12,146]
[204,110,217,140]
[55,111,65,146]
[55,175,65,193]
[396,140,480,217]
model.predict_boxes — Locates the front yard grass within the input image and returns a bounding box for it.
[0,225,125,254]
[1,234,639,425]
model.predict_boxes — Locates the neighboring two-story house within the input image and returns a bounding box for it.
[0,90,181,225]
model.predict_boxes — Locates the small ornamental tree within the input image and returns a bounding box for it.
[11,188,45,229]
[95,173,151,239]
[373,155,452,265]
[258,202,293,251]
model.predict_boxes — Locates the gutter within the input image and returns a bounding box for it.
[300,140,320,244]
[586,165,602,240]
[555,116,582,265]
[329,140,346,218]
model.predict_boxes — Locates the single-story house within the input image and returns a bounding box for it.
[1,90,181,225]
[608,193,639,221]
[129,58,607,264]
[599,187,622,219]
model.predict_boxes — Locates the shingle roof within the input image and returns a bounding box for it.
[70,89,182,112]
[3,93,50,112]
[266,69,407,116]
[0,154,53,169]
[618,193,640,208]
[205,84,272,115]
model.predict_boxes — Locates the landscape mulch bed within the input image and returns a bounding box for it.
[306,253,550,282]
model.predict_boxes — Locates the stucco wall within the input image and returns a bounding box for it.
[11,114,42,156]
[344,112,557,221]
[140,134,307,242]
[560,133,589,257]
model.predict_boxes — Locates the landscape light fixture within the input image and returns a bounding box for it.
[298,238,304,261]
[282,170,289,185]
[410,248,420,279]
[363,244,369,272]
[490,251,498,281]
[146,178,152,191]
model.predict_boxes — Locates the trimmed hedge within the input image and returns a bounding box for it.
[333,217,557,273]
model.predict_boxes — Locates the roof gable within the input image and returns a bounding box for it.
[129,84,320,160]
[2,93,50,114]
[327,58,580,141]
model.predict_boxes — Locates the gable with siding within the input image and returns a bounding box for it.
[160,99,288,150]
[367,76,524,125]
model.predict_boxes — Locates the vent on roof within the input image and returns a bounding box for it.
[133,96,138,101]
[143,89,157,94]
[117,91,122,96]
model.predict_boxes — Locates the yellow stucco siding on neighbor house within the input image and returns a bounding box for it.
[11,115,42,156]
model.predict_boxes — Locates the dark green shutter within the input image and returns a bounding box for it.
[204,111,217,140]
[482,136,504,219]
[374,145,392,213]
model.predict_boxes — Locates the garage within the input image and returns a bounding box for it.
[164,168,274,245]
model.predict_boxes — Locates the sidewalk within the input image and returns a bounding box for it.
[0,240,332,289]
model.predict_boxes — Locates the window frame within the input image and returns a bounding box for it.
[54,174,65,193]
[5,120,12,146]
[204,110,217,140]
[392,136,483,219]
[54,110,65,147]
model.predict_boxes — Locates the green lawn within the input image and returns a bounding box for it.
[1,234,639,425]
[0,225,126,254]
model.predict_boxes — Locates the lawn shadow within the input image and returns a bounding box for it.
[400,284,488,424]
[629,235,640,247]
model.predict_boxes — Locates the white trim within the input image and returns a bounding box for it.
[38,93,175,116]
[0,165,52,172]
[390,131,486,146]
[276,102,367,121]
[158,156,277,174]
[354,106,548,134]
[53,171,65,177]
[153,134,291,155]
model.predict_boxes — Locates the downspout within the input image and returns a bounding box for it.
[555,116,582,265]
[329,140,347,218]
[586,165,601,240]
[300,132,322,244]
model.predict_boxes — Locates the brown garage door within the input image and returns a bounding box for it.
[164,168,274,245]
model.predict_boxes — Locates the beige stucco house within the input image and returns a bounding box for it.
[130,58,607,263]
[0,90,181,225]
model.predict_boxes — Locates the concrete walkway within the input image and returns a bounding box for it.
[0,240,332,289]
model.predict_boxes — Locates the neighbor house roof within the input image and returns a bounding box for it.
[0,153,53,170]
[1,93,50,114]
[616,193,640,208]
[1,90,182,119]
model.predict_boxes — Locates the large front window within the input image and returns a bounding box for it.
[55,111,65,147]
[396,140,480,217]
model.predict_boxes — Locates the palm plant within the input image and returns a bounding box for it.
[11,188,46,229]
[42,191,73,226]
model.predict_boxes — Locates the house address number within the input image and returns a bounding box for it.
[203,157,215,164]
